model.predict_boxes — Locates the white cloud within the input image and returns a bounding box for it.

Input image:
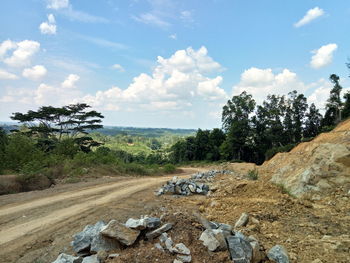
[0,69,18,80]
[169,34,177,40]
[39,14,57,35]
[78,34,127,50]
[81,46,226,111]
[61,74,80,88]
[233,67,308,104]
[1,40,40,67]
[47,0,69,10]
[132,13,170,28]
[112,64,125,72]
[294,7,325,28]
[180,10,193,23]
[22,65,47,81]
[0,40,17,58]
[310,43,337,69]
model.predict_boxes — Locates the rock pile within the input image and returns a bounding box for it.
[197,212,290,263]
[156,176,210,196]
[156,170,233,196]
[52,216,174,263]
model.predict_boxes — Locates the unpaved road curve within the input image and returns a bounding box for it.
[0,168,202,263]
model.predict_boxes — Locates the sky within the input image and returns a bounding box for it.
[0,0,349,129]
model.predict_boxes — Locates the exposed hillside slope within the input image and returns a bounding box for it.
[261,119,350,197]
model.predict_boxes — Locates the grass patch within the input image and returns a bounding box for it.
[276,183,296,198]
[247,169,259,180]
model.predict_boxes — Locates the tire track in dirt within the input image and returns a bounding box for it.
[0,176,169,246]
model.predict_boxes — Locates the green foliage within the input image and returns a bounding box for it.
[162,164,177,174]
[247,169,259,180]
[2,134,45,172]
[276,183,295,198]
[53,138,80,157]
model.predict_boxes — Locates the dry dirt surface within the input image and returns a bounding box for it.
[0,168,202,263]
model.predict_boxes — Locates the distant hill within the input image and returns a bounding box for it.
[0,122,196,137]
[95,126,196,137]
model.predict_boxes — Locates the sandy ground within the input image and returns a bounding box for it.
[0,168,201,263]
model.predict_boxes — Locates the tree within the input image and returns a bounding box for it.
[221,92,256,161]
[304,103,322,138]
[342,91,350,119]
[322,74,343,126]
[11,103,104,140]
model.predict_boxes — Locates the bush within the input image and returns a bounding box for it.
[54,138,79,157]
[247,169,259,180]
[2,134,45,171]
[162,164,176,174]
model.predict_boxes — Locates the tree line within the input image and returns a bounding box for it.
[170,71,350,164]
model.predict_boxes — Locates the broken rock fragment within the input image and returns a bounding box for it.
[226,235,253,263]
[71,221,106,253]
[199,229,227,252]
[100,219,140,246]
[234,213,249,229]
[51,253,82,263]
[146,223,173,240]
[267,245,290,263]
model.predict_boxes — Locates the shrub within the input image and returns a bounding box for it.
[54,138,79,157]
[247,169,259,180]
[162,164,177,174]
[2,134,45,171]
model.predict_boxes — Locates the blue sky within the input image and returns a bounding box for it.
[0,0,349,128]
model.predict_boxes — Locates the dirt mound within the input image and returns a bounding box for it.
[260,119,350,197]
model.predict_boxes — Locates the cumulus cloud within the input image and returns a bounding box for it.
[0,40,17,58]
[39,14,57,35]
[47,0,69,10]
[233,67,308,104]
[81,46,226,111]
[0,69,18,80]
[61,74,80,88]
[310,43,338,69]
[1,40,40,67]
[112,64,125,72]
[294,7,325,28]
[22,65,47,81]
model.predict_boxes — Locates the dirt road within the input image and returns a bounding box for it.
[0,168,200,263]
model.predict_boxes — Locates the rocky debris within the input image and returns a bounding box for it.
[90,233,119,253]
[199,229,227,252]
[156,177,210,196]
[71,221,106,254]
[191,170,233,180]
[146,223,173,240]
[125,216,161,230]
[107,253,120,259]
[81,255,99,263]
[209,221,233,237]
[156,170,234,196]
[267,245,290,263]
[101,219,140,246]
[51,253,83,263]
[234,212,249,228]
[226,235,253,263]
[159,233,192,262]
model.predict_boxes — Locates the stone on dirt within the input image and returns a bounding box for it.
[176,254,192,262]
[146,223,173,240]
[90,233,120,253]
[199,229,227,252]
[100,220,140,246]
[81,255,99,263]
[174,243,191,255]
[71,221,106,253]
[125,216,161,230]
[234,213,249,228]
[267,245,290,263]
[51,253,82,263]
[226,235,253,263]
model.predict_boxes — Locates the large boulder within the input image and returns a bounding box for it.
[100,220,140,246]
[90,233,120,253]
[199,229,227,252]
[226,235,253,263]
[71,221,106,253]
